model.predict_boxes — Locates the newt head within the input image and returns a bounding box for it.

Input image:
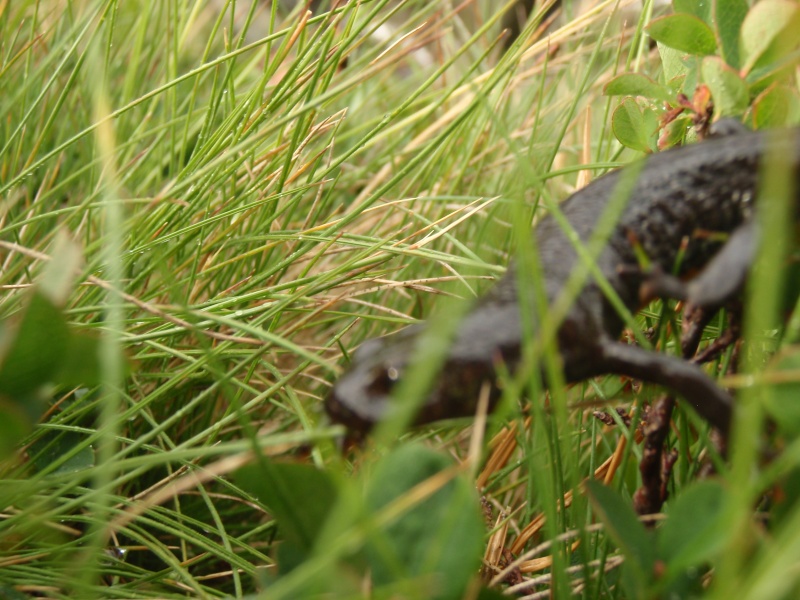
[325,327,419,434]
[326,302,523,434]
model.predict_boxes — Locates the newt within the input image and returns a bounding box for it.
[326,124,800,437]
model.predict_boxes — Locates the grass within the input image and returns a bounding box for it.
[3,0,800,598]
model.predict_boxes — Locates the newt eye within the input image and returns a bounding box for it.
[366,365,400,396]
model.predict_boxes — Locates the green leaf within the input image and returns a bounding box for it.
[275,539,315,577]
[586,480,655,597]
[658,480,727,575]
[701,56,750,117]
[673,0,711,23]
[753,84,800,129]
[363,444,484,600]
[475,587,508,600]
[586,480,655,567]
[740,0,800,74]
[29,430,96,475]
[658,42,697,89]
[764,351,800,435]
[235,460,338,557]
[714,0,749,69]
[660,117,694,148]
[611,98,657,153]
[648,14,717,56]
[603,73,672,103]
[746,48,800,96]
[55,330,103,387]
[0,291,71,399]
[0,399,35,458]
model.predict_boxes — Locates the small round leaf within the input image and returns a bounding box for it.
[648,14,717,56]
[701,56,750,117]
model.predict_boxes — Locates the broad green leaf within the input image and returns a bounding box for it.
[764,351,800,435]
[611,98,657,153]
[746,48,800,95]
[586,480,655,597]
[714,0,749,68]
[672,0,711,25]
[674,0,711,23]
[658,42,697,89]
[0,292,70,399]
[701,56,749,117]
[29,430,95,475]
[648,14,717,56]
[603,73,672,103]
[586,480,655,567]
[753,83,800,128]
[0,400,34,458]
[740,0,800,74]
[659,117,693,149]
[658,480,727,574]
[275,539,316,578]
[475,587,508,600]
[235,460,337,556]
[364,444,483,600]
[55,331,103,387]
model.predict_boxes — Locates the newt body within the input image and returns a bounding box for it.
[327,126,800,436]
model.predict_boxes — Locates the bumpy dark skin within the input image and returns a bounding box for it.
[327,126,800,437]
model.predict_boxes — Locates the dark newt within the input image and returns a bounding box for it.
[327,125,800,437]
